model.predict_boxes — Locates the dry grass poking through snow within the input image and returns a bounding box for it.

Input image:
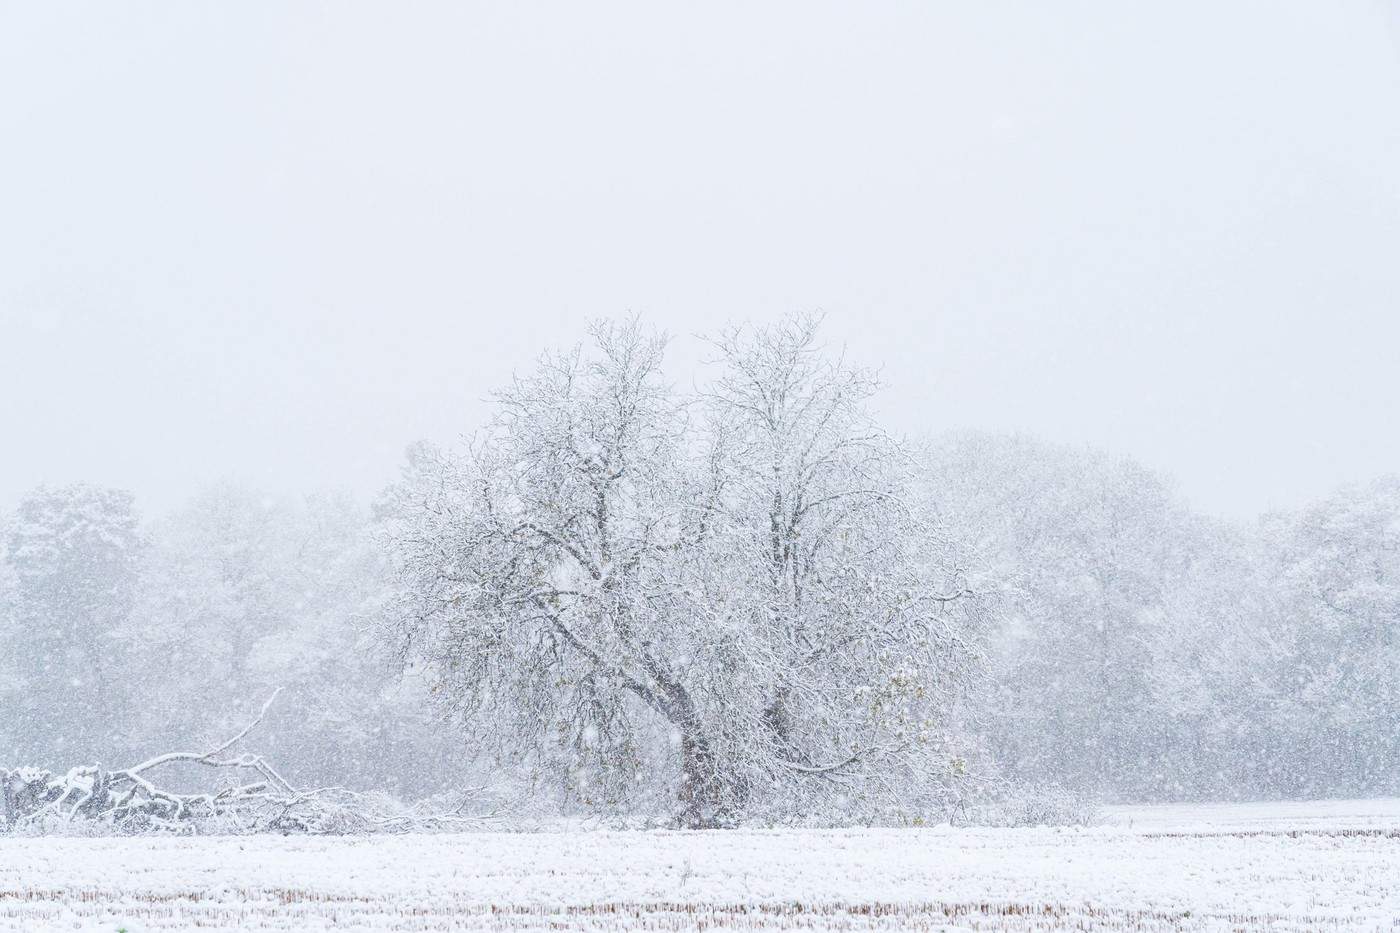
[2,800,1398,931]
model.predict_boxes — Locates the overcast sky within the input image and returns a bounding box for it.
[3,1,1398,519]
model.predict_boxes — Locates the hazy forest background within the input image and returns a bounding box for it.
[3,317,1395,830]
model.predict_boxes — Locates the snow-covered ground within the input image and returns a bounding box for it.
[2,800,1398,932]
[1103,797,1400,834]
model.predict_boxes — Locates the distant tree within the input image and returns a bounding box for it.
[1262,476,1400,796]
[0,517,18,752]
[133,483,463,796]
[922,433,1400,805]
[135,483,285,718]
[0,485,143,766]
[920,434,1195,800]
[1148,518,1277,799]
[382,317,984,827]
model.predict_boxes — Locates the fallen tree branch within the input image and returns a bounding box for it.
[0,691,510,836]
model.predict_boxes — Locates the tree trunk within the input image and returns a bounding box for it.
[677,734,732,829]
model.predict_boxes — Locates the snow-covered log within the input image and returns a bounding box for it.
[0,692,505,835]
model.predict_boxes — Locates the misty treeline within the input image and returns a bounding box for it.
[1,316,1396,831]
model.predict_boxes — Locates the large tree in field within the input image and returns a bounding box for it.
[381,317,984,827]
[694,317,984,822]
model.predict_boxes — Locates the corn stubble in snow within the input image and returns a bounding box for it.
[3,801,1398,932]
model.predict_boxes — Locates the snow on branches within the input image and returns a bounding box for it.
[380,315,987,828]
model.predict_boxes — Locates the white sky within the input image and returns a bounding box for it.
[3,1,1399,519]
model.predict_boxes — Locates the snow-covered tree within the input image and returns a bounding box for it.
[0,485,143,766]
[695,317,984,822]
[1147,518,1278,799]
[381,322,695,818]
[1260,476,1400,796]
[132,483,463,796]
[920,433,1196,800]
[382,317,985,826]
[922,434,1400,803]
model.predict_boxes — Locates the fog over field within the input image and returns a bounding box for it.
[2,3,1398,931]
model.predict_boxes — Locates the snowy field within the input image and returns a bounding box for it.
[2,800,1398,932]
